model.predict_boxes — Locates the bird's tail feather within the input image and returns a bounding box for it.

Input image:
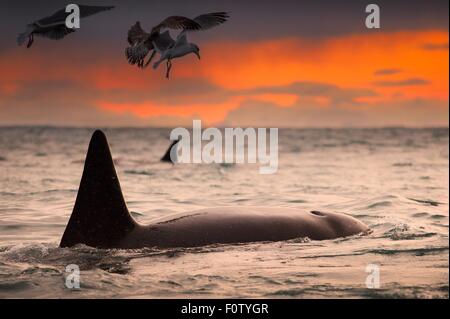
[17,26,33,47]
[17,32,29,46]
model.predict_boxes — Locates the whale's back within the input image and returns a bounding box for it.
[120,207,368,248]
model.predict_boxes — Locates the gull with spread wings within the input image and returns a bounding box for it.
[126,12,229,78]
[18,5,115,48]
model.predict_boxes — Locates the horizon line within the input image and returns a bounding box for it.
[0,124,448,130]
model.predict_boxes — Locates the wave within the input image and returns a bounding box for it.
[264,283,444,298]
[366,201,393,209]
[0,189,77,197]
[362,246,448,256]
[124,170,155,176]
[219,163,236,168]
[0,281,33,292]
[383,225,437,241]
[408,198,443,207]
[393,162,413,167]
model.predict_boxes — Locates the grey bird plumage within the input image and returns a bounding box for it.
[18,5,115,48]
[126,12,230,71]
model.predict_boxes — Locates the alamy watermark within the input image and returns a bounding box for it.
[65,4,81,29]
[170,120,279,174]
[66,3,380,31]
[365,263,381,289]
[65,264,80,289]
[365,4,381,29]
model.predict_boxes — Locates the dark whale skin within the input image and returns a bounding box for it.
[119,207,368,248]
[60,130,368,249]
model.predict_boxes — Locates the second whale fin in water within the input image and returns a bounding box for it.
[160,139,180,163]
[60,130,136,248]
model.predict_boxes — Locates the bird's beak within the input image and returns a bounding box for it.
[195,51,201,60]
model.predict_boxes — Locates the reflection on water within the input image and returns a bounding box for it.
[0,127,448,298]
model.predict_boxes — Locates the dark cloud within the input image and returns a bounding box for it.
[223,98,449,128]
[242,82,378,105]
[65,76,379,109]
[0,82,213,127]
[0,76,381,126]
[374,69,403,76]
[142,78,230,105]
[102,80,379,108]
[374,78,431,87]
[421,43,449,51]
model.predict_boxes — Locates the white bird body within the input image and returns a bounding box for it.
[153,32,201,78]
[152,33,201,77]
[161,43,195,60]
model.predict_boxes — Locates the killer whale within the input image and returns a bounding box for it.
[160,139,180,163]
[60,130,368,249]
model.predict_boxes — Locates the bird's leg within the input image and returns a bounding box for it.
[166,59,172,79]
[27,34,34,49]
[166,60,172,79]
[168,60,173,78]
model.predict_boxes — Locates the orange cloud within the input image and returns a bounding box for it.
[97,93,299,124]
[95,30,448,123]
[198,30,448,100]
[0,84,18,96]
[97,96,247,124]
[0,30,448,127]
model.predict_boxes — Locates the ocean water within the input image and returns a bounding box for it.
[0,127,448,299]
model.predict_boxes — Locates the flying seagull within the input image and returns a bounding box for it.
[126,12,230,74]
[18,5,115,48]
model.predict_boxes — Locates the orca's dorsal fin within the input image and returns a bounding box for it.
[60,130,136,248]
[160,139,180,164]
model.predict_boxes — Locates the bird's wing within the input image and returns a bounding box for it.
[78,5,115,18]
[173,33,188,48]
[152,16,201,33]
[127,21,150,45]
[153,30,176,51]
[126,42,152,67]
[35,25,75,40]
[35,5,115,28]
[126,21,154,67]
[191,12,230,31]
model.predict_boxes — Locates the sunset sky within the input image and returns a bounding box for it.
[0,0,448,127]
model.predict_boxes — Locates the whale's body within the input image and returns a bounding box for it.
[119,207,367,248]
[60,131,368,249]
